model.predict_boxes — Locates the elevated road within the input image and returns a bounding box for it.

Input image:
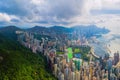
[90,47,100,59]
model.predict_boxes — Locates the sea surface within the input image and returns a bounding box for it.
[89,32,120,58]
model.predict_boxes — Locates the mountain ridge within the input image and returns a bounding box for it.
[0,25,110,38]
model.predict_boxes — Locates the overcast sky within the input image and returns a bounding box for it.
[0,0,120,32]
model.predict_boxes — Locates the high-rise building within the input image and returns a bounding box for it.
[107,58,113,80]
[68,67,72,80]
[72,63,75,72]
[54,64,57,77]
[114,52,119,65]
[64,64,69,80]
[110,72,117,80]
[76,59,82,71]
[75,71,80,80]
[71,71,75,80]
[61,73,64,80]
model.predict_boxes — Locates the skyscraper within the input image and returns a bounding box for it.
[114,52,119,65]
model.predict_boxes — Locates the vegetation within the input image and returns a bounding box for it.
[73,46,91,61]
[0,26,22,40]
[0,33,56,80]
[73,48,81,53]
[56,51,64,55]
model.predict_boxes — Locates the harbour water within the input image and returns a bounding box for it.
[89,32,120,58]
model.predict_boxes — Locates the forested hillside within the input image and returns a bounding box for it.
[0,33,56,80]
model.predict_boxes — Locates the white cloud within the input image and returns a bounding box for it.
[0,0,120,31]
[0,13,11,22]
[0,13,20,23]
[101,0,120,10]
[30,0,45,5]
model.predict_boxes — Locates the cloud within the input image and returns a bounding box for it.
[101,0,120,10]
[0,13,11,22]
[0,0,120,31]
[0,0,27,16]
[0,13,19,22]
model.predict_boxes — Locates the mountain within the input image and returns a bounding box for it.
[49,26,72,34]
[26,26,47,33]
[0,26,22,40]
[0,27,56,80]
[27,25,110,38]
[0,25,110,39]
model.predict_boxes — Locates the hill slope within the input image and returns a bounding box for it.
[0,26,22,40]
[0,30,56,80]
